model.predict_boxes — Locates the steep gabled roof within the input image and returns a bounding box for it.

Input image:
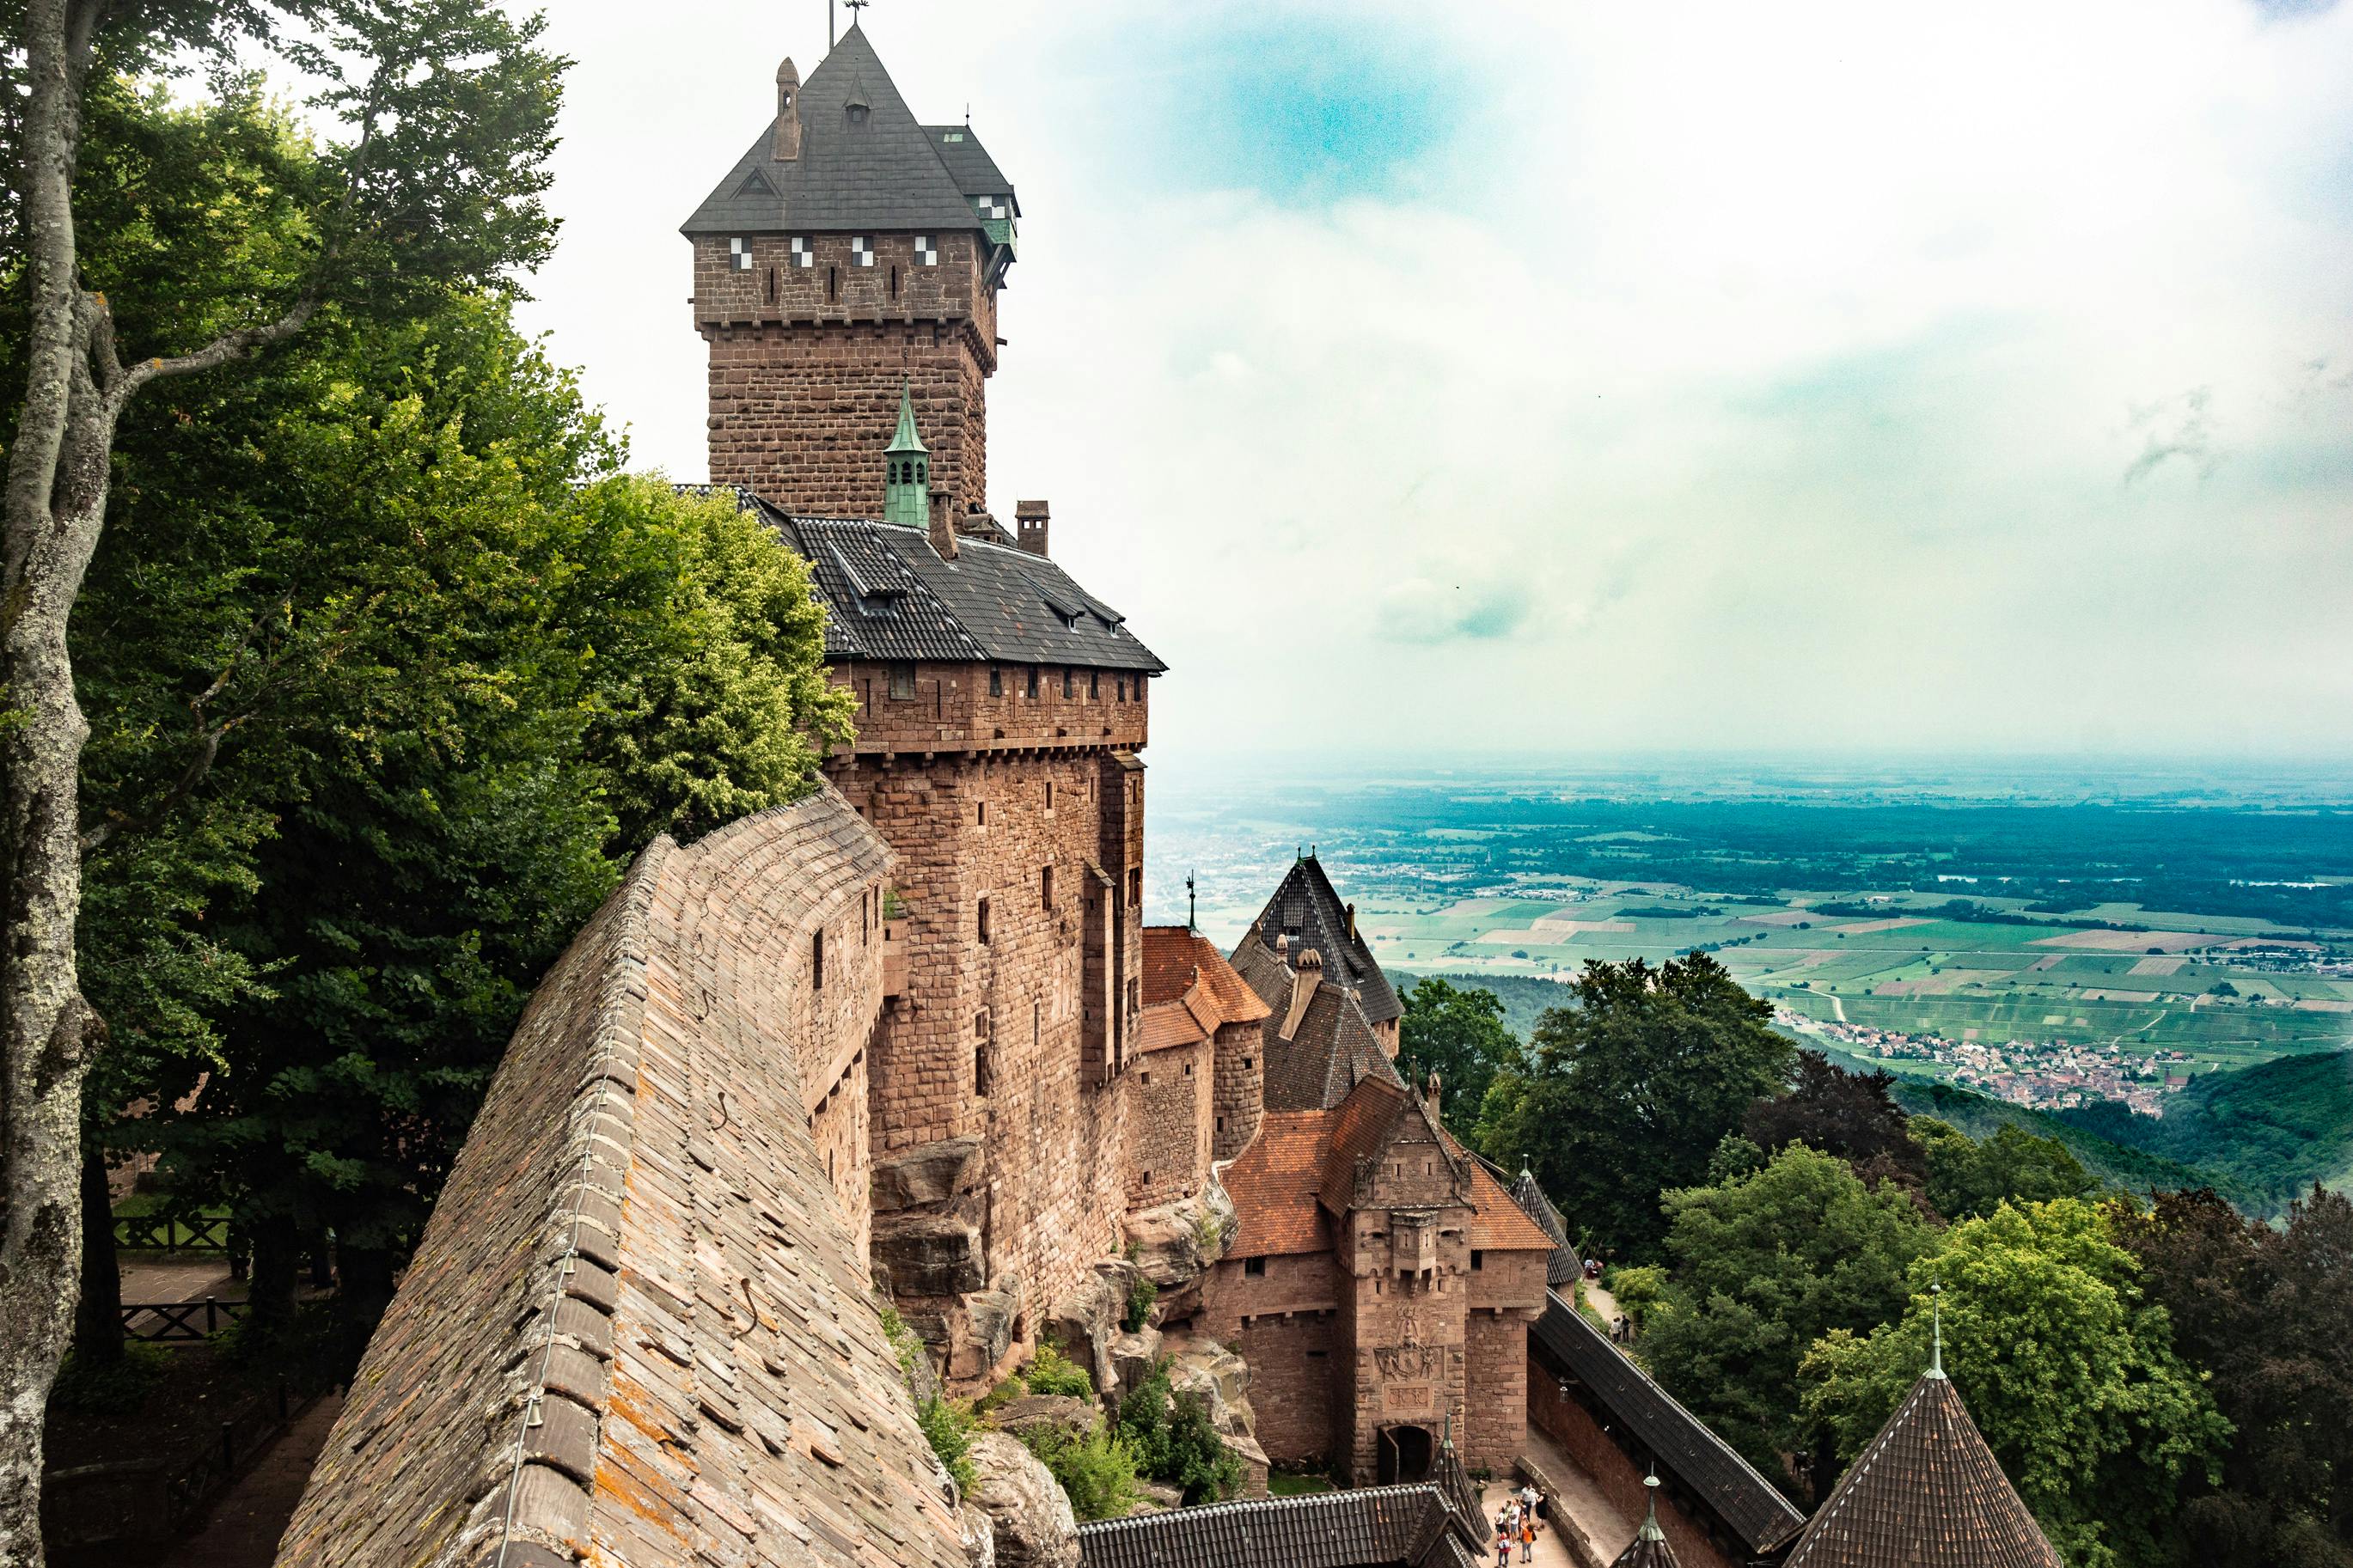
[1782,1373,2063,1568]
[682,26,993,236]
[1234,856,1400,1025]
[1263,984,1403,1113]
[922,125,1017,211]
[770,509,1165,672]
[1481,1155,1584,1286]
[1221,1112,1335,1259]
[1532,1292,1806,1556]
[1079,1482,1482,1568]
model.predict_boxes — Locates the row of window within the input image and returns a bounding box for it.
[883,662,1142,702]
[728,234,939,272]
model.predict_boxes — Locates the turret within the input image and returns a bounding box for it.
[773,58,801,160]
[885,383,930,530]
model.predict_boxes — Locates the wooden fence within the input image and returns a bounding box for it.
[113,1212,230,1254]
[119,1296,248,1344]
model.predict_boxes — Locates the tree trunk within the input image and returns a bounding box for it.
[70,1144,119,1369]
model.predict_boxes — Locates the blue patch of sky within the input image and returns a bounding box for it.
[1061,6,1486,205]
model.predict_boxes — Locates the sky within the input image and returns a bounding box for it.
[509,0,2353,766]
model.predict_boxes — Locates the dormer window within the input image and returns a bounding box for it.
[728,236,753,272]
[847,102,870,125]
[852,235,875,267]
[790,235,813,268]
[914,235,938,266]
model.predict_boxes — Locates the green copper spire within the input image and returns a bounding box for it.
[1928,1281,1947,1380]
[1638,1470,1665,1542]
[883,382,929,529]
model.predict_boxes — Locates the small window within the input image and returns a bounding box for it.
[728,235,753,272]
[1140,1072,1150,1087]
[976,801,987,827]
[1117,680,1127,702]
[914,235,938,266]
[989,667,1003,697]
[1061,669,1074,698]
[1128,868,1143,908]
[889,662,916,699]
[975,1044,992,1095]
[1470,1250,1485,1272]
[1026,667,1040,699]
[812,930,825,991]
[1141,1168,1152,1186]
[1216,1116,1225,1133]
[790,235,813,269]
[1042,865,1054,910]
[852,235,874,267]
[1242,1057,1254,1071]
[1044,781,1054,811]
[977,898,992,945]
[1244,1256,1267,1278]
[1183,1061,1194,1077]
[1089,671,1100,699]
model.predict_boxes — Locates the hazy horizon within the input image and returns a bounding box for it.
[503,0,2353,765]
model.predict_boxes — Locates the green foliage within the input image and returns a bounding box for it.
[1122,1273,1158,1333]
[877,1303,925,1380]
[1604,1265,1669,1330]
[1641,1144,1935,1499]
[1478,955,1796,1260]
[2113,1186,2353,1566]
[47,1340,169,1416]
[1018,1425,1142,1522]
[2061,1052,2353,1218]
[1888,1079,2215,1201]
[1912,1118,2096,1220]
[918,1396,979,1498]
[1801,1199,2228,1568]
[1116,1361,1244,1505]
[1745,1052,1925,1189]
[1400,976,1524,1142]
[1024,1344,1094,1400]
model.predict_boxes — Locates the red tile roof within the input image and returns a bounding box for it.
[1222,1113,1335,1259]
[1468,1161,1557,1251]
[1143,926,1272,1024]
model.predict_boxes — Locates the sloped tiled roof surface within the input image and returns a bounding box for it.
[923,125,1016,208]
[1079,1484,1475,1568]
[277,790,969,1568]
[1236,857,1401,1026]
[1479,1155,1584,1285]
[1611,1529,1679,1568]
[683,26,998,236]
[1532,1291,1806,1555]
[1783,1374,2063,1568]
[773,509,1164,671]
[1466,1162,1559,1252]
[1142,927,1272,1023]
[1222,1112,1335,1258]
[1265,985,1403,1113]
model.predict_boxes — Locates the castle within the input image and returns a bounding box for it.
[278,27,2068,1568]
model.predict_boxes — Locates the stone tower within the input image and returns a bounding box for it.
[681,23,1018,517]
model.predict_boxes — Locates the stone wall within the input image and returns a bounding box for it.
[276,789,970,1568]
[1209,1019,1261,1162]
[1462,1310,1530,1477]
[1525,1366,1735,1568]
[692,230,997,518]
[1226,1310,1340,1467]
[1125,1036,1211,1208]
[831,659,1151,757]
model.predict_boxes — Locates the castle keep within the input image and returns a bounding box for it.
[279,27,2073,1568]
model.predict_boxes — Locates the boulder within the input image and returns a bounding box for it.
[967,1432,1079,1568]
[1166,1338,1256,1440]
[1131,1479,1185,1513]
[1228,1431,1272,1498]
[871,1212,986,1297]
[958,1287,1020,1382]
[1109,1327,1162,1396]
[989,1394,1103,1443]
[873,1136,986,1213]
[1119,1179,1237,1294]
[959,1503,998,1568]
[1043,1268,1125,1400]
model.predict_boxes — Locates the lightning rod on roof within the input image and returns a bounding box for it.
[1187,872,1197,933]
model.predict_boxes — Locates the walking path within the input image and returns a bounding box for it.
[163,1391,344,1568]
[116,1256,242,1339]
[1478,1474,1579,1568]
[1519,1424,1635,1565]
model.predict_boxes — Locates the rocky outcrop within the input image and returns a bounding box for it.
[1167,1337,1270,1496]
[1119,1179,1236,1318]
[874,1136,986,1213]
[967,1432,1079,1568]
[1109,1326,1162,1397]
[959,1285,1019,1382]
[1043,1259,1135,1402]
[959,1503,998,1568]
[873,1211,988,1297]
[990,1394,1103,1443]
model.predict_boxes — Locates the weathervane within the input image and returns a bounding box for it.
[1187,872,1197,932]
[1928,1277,1947,1380]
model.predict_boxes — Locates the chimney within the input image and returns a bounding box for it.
[927,487,957,560]
[1016,498,1050,558]
[1346,902,1357,942]
[773,59,802,161]
[1424,1068,1442,1119]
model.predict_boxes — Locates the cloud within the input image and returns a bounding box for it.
[1376,575,1537,644]
[2124,387,2224,485]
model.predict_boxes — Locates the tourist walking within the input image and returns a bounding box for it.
[1519,1516,1535,1563]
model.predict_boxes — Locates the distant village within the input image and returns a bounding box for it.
[1776,1009,2194,1117]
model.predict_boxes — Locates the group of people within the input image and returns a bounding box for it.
[1494,1483,1544,1565]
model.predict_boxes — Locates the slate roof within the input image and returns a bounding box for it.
[1234,856,1400,1027]
[682,26,1005,237]
[1263,984,1403,1113]
[1477,1154,1584,1287]
[1531,1291,1806,1556]
[1079,1484,1481,1568]
[1782,1373,2062,1568]
[769,507,1165,671]
[924,125,1017,210]
[277,789,969,1568]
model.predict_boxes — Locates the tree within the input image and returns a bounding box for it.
[2113,1186,2353,1565]
[1641,1144,1934,1503]
[1398,976,1520,1143]
[1912,1117,2095,1220]
[1478,955,1794,1260]
[1801,1199,2229,1568]
[1745,1050,1925,1190]
[1,5,558,1547]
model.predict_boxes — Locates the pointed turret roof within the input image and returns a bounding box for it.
[1610,1473,1679,1568]
[1232,854,1400,1027]
[886,382,926,455]
[681,25,1005,235]
[1783,1372,2063,1568]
